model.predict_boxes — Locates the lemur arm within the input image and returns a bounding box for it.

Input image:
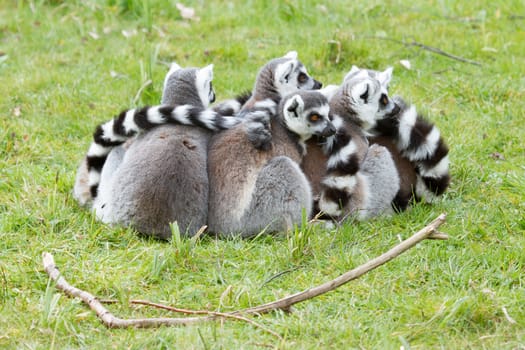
[318,116,367,217]
[238,99,277,151]
[375,96,450,200]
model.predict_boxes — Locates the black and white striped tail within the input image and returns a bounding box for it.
[318,116,363,217]
[86,104,240,199]
[392,99,450,202]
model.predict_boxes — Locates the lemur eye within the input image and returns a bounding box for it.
[309,114,320,122]
[380,94,388,106]
[298,72,307,84]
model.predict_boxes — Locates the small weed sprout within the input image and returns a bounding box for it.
[41,277,61,326]
[287,209,314,261]
[169,221,204,261]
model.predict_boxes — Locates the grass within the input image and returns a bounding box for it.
[1,0,524,348]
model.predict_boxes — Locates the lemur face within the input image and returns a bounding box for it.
[342,70,399,131]
[282,91,336,140]
[274,51,323,98]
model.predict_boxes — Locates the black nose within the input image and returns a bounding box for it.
[388,102,400,117]
[319,123,336,137]
[313,79,323,90]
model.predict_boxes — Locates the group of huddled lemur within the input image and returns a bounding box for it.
[73,51,450,240]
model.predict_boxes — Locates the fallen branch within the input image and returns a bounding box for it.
[128,300,282,339]
[95,298,281,338]
[41,213,447,328]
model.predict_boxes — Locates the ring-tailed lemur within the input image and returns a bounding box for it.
[312,69,402,219]
[207,90,335,237]
[88,63,229,238]
[345,65,451,208]
[211,51,322,115]
[73,63,239,205]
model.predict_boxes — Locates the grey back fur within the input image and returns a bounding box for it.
[94,64,212,239]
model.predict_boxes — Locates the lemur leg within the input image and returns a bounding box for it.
[92,145,126,220]
[73,158,91,207]
[357,144,400,219]
[217,156,312,238]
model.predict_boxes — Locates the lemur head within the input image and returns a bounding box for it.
[161,62,216,107]
[254,51,322,102]
[333,66,399,131]
[343,65,393,90]
[281,90,336,141]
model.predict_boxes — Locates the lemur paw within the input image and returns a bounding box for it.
[243,110,272,151]
[392,95,408,109]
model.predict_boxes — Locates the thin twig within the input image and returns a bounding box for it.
[261,266,302,287]
[97,298,281,338]
[364,36,482,66]
[409,41,482,66]
[129,300,282,339]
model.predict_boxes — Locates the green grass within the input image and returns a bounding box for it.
[1,0,524,348]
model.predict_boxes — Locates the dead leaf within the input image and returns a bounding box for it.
[400,59,411,70]
[109,70,126,79]
[176,3,200,21]
[122,29,137,38]
[88,31,99,40]
[316,5,328,13]
[490,152,505,160]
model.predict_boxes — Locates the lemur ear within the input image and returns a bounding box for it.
[197,64,214,82]
[196,64,214,91]
[350,80,371,104]
[168,62,182,72]
[377,67,393,87]
[343,65,361,82]
[283,50,298,59]
[284,94,305,118]
[195,64,214,107]
[163,62,182,91]
[275,60,296,84]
